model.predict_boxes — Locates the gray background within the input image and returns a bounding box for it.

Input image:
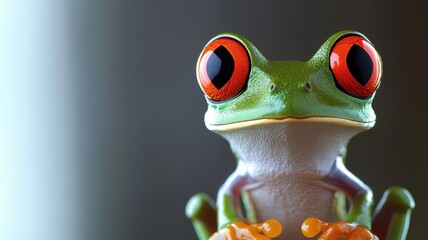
[1,0,427,239]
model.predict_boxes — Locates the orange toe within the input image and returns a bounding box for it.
[302,218,378,240]
[211,220,282,240]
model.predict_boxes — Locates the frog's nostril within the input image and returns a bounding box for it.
[305,83,311,90]
[270,84,276,91]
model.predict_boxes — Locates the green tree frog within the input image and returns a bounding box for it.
[186,31,415,240]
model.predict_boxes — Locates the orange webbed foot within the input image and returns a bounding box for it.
[301,218,378,240]
[210,219,282,240]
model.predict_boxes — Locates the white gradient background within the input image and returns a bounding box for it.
[0,0,426,239]
[0,1,79,240]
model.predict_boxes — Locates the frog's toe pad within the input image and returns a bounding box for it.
[301,218,378,240]
[210,220,282,240]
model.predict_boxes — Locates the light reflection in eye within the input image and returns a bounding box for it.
[330,52,340,69]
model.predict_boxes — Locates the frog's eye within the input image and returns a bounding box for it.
[197,37,250,101]
[330,35,382,99]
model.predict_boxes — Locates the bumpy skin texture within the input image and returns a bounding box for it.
[186,31,415,240]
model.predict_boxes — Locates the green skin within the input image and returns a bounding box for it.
[186,31,415,240]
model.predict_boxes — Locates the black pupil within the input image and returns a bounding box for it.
[346,44,373,86]
[206,46,235,89]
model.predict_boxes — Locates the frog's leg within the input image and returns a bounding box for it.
[322,156,374,228]
[372,187,415,240]
[303,157,376,239]
[186,193,217,240]
[212,160,284,239]
[185,159,258,240]
[216,160,255,229]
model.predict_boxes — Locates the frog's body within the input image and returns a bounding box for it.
[217,121,360,239]
[186,31,414,240]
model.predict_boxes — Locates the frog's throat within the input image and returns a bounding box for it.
[205,117,375,131]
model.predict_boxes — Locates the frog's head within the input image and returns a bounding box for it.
[196,31,382,132]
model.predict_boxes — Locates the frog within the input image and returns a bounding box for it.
[185,30,415,240]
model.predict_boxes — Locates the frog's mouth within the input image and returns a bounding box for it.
[206,116,376,131]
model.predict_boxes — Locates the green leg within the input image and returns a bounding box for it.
[186,193,217,240]
[372,187,415,240]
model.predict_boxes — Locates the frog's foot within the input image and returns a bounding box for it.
[209,220,282,240]
[372,187,415,240]
[186,193,217,240]
[302,218,378,240]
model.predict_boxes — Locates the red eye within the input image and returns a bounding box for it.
[330,35,382,99]
[197,37,250,101]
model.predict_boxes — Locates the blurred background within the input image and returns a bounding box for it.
[0,0,426,239]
